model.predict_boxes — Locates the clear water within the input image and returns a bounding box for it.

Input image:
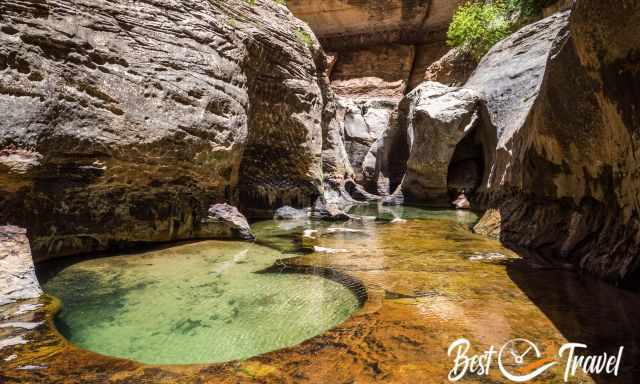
[42,204,475,365]
[42,241,360,365]
[251,204,479,254]
[39,203,640,382]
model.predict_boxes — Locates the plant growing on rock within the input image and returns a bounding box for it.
[447,1,512,60]
[447,0,559,60]
[295,26,314,47]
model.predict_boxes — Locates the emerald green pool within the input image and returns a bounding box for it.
[29,203,640,382]
[41,204,478,365]
[42,241,360,365]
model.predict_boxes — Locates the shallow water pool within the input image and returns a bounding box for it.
[42,241,360,365]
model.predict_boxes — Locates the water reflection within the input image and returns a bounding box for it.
[507,264,640,383]
[37,203,640,383]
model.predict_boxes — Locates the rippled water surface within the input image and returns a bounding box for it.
[42,241,360,364]
[40,204,640,382]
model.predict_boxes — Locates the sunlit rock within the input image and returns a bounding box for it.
[196,204,254,241]
[0,226,41,305]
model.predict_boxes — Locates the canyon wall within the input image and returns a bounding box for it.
[0,0,345,260]
[364,1,639,285]
[2,0,637,288]
[467,2,640,285]
[289,0,466,193]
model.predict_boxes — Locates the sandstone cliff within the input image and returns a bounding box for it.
[472,0,640,285]
[289,0,465,191]
[0,0,347,260]
[366,2,640,285]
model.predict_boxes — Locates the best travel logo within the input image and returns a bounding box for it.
[447,338,624,382]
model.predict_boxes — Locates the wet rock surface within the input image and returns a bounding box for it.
[311,199,351,222]
[4,213,640,383]
[197,204,254,241]
[274,206,309,221]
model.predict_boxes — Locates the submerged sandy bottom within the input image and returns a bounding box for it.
[43,242,359,364]
[4,204,639,383]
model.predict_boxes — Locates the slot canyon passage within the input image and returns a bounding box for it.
[1,0,640,383]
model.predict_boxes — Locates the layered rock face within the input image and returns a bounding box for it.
[0,0,334,260]
[379,12,570,207]
[289,0,464,191]
[331,46,411,190]
[468,4,640,285]
[287,0,454,49]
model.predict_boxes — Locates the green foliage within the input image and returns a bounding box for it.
[447,0,558,60]
[446,1,512,60]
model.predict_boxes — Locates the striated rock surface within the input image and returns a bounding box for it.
[399,82,481,205]
[289,0,465,190]
[0,0,334,260]
[0,226,41,305]
[287,0,462,49]
[468,4,640,285]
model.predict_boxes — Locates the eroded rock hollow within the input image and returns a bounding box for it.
[0,0,357,260]
[472,3,640,285]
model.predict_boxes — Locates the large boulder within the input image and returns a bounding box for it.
[469,4,640,285]
[465,11,571,163]
[399,82,481,205]
[274,206,309,220]
[0,0,333,260]
[197,204,254,241]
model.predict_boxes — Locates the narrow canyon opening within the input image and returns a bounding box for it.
[447,126,486,201]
